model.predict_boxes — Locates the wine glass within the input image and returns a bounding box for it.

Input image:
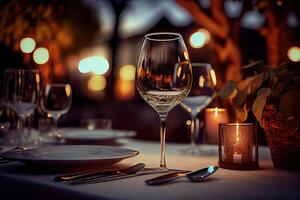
[40,84,72,141]
[2,69,40,149]
[136,32,192,170]
[180,63,216,155]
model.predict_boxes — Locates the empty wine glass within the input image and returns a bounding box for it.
[180,63,216,155]
[136,32,192,170]
[2,68,40,149]
[40,84,72,141]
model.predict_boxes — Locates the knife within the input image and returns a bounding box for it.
[55,163,145,181]
[69,168,184,185]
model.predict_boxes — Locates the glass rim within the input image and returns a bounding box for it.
[145,32,182,41]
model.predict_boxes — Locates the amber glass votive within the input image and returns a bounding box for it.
[219,123,259,170]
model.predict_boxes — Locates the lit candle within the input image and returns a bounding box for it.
[233,123,242,163]
[204,107,229,143]
[218,123,259,170]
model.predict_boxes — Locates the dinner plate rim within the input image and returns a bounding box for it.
[0,145,139,163]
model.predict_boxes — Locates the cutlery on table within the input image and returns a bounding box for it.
[69,163,146,185]
[145,166,219,185]
[55,163,145,182]
[69,167,187,185]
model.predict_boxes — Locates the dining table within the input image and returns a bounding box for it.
[0,139,299,200]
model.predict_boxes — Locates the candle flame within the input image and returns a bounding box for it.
[214,107,219,117]
[236,122,240,142]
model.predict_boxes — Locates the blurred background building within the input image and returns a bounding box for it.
[0,0,300,143]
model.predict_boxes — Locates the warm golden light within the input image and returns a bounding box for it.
[33,47,49,64]
[287,46,300,62]
[210,69,217,86]
[65,84,72,97]
[177,66,182,78]
[214,107,219,117]
[189,29,211,48]
[78,56,109,74]
[114,79,135,100]
[236,122,240,142]
[119,64,136,81]
[88,75,106,92]
[186,120,192,126]
[20,37,36,53]
[199,75,205,87]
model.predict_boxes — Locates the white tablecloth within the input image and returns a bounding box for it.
[0,140,299,200]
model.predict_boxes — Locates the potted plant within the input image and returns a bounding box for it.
[220,61,300,170]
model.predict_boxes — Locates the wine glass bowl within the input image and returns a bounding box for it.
[136,32,192,169]
[40,84,72,140]
[180,63,216,155]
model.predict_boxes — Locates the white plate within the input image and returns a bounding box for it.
[61,129,136,143]
[1,145,138,167]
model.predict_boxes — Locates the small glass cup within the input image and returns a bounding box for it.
[219,123,259,170]
[80,119,112,130]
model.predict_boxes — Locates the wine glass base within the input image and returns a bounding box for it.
[179,146,217,156]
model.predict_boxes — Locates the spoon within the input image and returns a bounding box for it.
[145,166,219,185]
[69,163,145,184]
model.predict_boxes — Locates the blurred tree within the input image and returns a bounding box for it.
[0,0,99,84]
[177,0,244,83]
[177,0,300,81]
[256,0,300,66]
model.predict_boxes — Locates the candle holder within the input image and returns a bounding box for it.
[219,123,259,170]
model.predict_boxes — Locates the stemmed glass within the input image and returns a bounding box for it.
[40,84,72,141]
[2,69,40,149]
[180,63,216,155]
[136,32,192,170]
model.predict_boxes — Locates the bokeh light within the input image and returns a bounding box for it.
[114,79,135,100]
[210,69,217,86]
[78,56,109,75]
[287,46,300,62]
[65,84,72,97]
[189,29,210,48]
[186,120,192,126]
[20,37,36,53]
[87,75,106,92]
[119,64,136,81]
[199,75,205,87]
[33,47,49,64]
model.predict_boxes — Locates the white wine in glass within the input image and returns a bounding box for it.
[136,32,192,170]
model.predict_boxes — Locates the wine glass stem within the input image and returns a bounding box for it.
[190,115,199,146]
[52,117,59,136]
[159,116,167,170]
[16,116,24,148]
